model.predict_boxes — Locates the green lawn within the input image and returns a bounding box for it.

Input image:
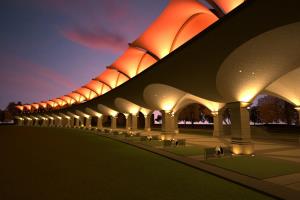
[164,145,205,156]
[205,156,300,179]
[0,126,273,200]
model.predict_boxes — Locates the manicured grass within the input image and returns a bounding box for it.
[140,140,163,147]
[164,145,205,156]
[205,155,300,179]
[0,126,273,200]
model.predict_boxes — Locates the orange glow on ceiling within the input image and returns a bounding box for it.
[39,102,47,108]
[132,0,218,59]
[84,80,103,95]
[213,0,245,14]
[111,47,157,78]
[76,88,98,100]
[24,105,32,111]
[60,96,76,105]
[101,84,111,95]
[68,92,86,103]
[116,73,129,87]
[31,104,39,110]
[16,105,24,111]
[52,98,67,107]
[46,101,58,108]
[95,69,129,89]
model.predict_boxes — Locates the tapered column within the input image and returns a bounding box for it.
[16,118,24,126]
[161,111,177,134]
[42,118,48,127]
[144,114,151,132]
[79,116,84,127]
[131,114,138,131]
[227,102,253,155]
[65,118,71,127]
[34,118,39,126]
[57,118,62,127]
[85,117,91,129]
[97,116,103,130]
[70,117,74,128]
[212,111,224,137]
[295,107,300,125]
[111,116,117,130]
[75,117,80,128]
[49,119,54,127]
[26,119,33,126]
[125,114,131,131]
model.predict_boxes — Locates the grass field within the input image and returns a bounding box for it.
[205,156,300,179]
[0,126,273,200]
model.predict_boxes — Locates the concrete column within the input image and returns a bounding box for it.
[57,118,62,127]
[295,107,300,125]
[111,116,117,130]
[97,116,103,130]
[65,118,71,127]
[131,114,138,131]
[34,119,39,126]
[49,119,54,127]
[79,116,84,127]
[227,102,253,155]
[70,117,75,128]
[42,119,48,127]
[213,111,224,137]
[85,117,91,129]
[74,118,79,127]
[17,119,23,126]
[144,115,151,132]
[161,111,177,134]
[27,119,33,126]
[125,115,131,131]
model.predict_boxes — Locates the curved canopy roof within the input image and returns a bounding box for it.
[213,0,245,14]
[19,0,247,113]
[110,47,157,78]
[131,0,218,59]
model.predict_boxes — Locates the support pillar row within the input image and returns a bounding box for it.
[227,102,254,155]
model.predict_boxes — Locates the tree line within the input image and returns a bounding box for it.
[157,95,299,125]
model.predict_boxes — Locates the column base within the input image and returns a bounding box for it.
[231,139,254,155]
[160,132,176,140]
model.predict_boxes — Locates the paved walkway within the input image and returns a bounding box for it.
[93,130,300,199]
[265,173,300,192]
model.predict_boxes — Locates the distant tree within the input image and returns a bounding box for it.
[283,101,297,125]
[249,106,260,125]
[257,95,297,124]
[178,104,213,124]
[0,109,4,122]
[178,104,201,124]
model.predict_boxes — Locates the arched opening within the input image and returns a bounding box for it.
[138,112,145,130]
[247,94,300,141]
[117,113,126,128]
[103,115,111,128]
[152,110,162,131]
[91,116,98,127]
[175,103,215,135]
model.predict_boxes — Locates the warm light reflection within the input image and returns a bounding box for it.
[238,88,259,103]
[213,0,245,14]
[140,108,152,116]
[161,100,176,112]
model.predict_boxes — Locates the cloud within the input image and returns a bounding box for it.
[61,27,128,52]
[0,54,77,106]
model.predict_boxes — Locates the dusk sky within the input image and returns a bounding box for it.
[0,0,174,109]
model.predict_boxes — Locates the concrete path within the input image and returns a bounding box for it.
[265,173,300,192]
